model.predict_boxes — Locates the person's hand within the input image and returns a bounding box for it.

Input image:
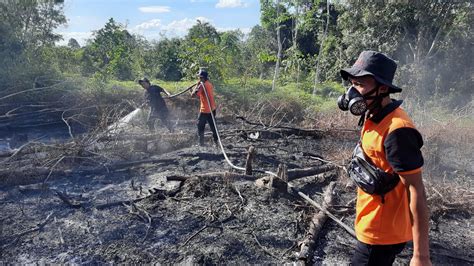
[191,86,199,97]
[409,255,432,266]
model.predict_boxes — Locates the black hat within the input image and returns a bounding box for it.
[340,51,402,93]
[197,70,208,78]
[138,77,150,84]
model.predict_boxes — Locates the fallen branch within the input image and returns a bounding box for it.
[52,189,83,208]
[181,215,234,247]
[95,192,165,210]
[0,80,70,101]
[259,169,356,238]
[289,171,335,190]
[123,202,153,242]
[291,186,356,238]
[287,165,335,181]
[43,156,65,184]
[297,182,336,262]
[234,185,246,205]
[302,152,345,168]
[181,224,209,247]
[61,111,74,139]
[251,232,281,260]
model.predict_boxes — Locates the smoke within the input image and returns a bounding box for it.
[394,48,474,181]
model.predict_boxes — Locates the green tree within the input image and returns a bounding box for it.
[260,0,294,89]
[181,20,225,80]
[51,45,83,75]
[185,20,220,45]
[220,30,245,78]
[82,18,142,81]
[338,1,473,106]
[67,38,80,49]
[242,25,276,79]
[0,0,66,92]
[0,0,66,49]
[143,38,183,81]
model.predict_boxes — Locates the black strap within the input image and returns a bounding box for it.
[358,115,365,127]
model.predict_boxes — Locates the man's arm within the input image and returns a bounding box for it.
[143,90,150,107]
[399,172,432,266]
[191,83,201,98]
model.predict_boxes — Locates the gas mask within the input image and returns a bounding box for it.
[337,86,368,116]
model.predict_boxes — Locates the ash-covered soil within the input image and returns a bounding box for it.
[0,118,473,265]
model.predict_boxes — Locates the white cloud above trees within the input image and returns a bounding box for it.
[138,6,171,13]
[216,0,247,8]
[133,17,213,37]
[134,19,162,30]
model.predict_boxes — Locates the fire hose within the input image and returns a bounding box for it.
[138,83,198,109]
[198,80,356,237]
[199,81,277,176]
[164,83,198,99]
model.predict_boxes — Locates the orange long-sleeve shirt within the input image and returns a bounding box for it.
[196,80,216,113]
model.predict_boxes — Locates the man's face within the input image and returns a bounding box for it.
[349,75,377,95]
[140,82,150,89]
[349,75,384,107]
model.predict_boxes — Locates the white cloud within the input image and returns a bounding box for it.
[132,17,213,38]
[138,6,171,13]
[162,17,212,36]
[162,18,196,33]
[56,31,93,46]
[216,0,246,8]
[59,16,222,45]
[134,19,162,31]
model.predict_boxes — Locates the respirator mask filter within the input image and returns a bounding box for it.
[337,86,368,116]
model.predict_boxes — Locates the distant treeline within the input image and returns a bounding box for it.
[0,0,472,107]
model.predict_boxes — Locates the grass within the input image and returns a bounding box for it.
[216,78,344,115]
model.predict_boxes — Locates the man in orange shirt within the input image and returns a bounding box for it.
[337,51,431,266]
[191,70,218,146]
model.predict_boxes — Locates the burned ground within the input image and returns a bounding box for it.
[0,112,473,264]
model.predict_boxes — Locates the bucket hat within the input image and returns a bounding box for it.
[197,69,208,79]
[138,77,150,84]
[340,51,402,93]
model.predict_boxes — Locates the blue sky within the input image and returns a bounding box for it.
[56,0,262,46]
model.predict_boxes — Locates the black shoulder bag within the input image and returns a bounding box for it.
[347,142,400,203]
